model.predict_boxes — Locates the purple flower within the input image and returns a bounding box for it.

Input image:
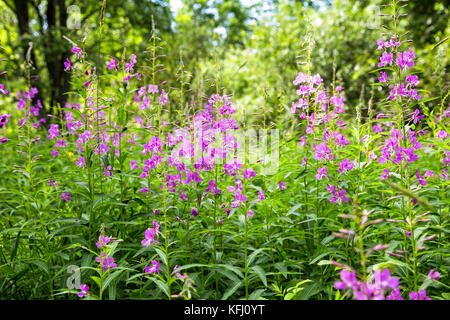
[327,185,349,203]
[0,84,8,95]
[409,289,431,300]
[378,71,388,83]
[61,192,71,202]
[416,170,427,186]
[96,235,111,249]
[78,284,89,298]
[316,166,328,180]
[125,54,137,73]
[106,58,118,70]
[205,180,220,195]
[278,181,286,190]
[406,74,419,86]
[0,114,11,129]
[95,252,117,272]
[258,189,265,201]
[64,58,71,72]
[377,39,384,50]
[378,51,393,68]
[243,168,256,180]
[380,168,389,179]
[396,48,415,70]
[386,287,403,300]
[48,124,59,140]
[247,210,254,219]
[436,130,448,139]
[173,265,186,280]
[372,269,399,291]
[314,142,332,161]
[145,260,160,274]
[141,220,159,247]
[46,178,58,187]
[411,109,424,124]
[427,269,440,281]
[148,84,159,94]
[158,89,168,105]
[338,159,354,174]
[191,208,198,216]
[334,270,358,291]
[71,46,82,59]
[75,156,86,168]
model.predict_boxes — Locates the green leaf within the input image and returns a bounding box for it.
[153,279,170,298]
[251,265,267,287]
[91,276,102,289]
[102,269,123,291]
[10,231,22,262]
[30,260,49,274]
[222,281,242,300]
[248,248,266,267]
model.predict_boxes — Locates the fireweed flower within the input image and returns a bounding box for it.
[145,260,160,274]
[436,130,448,139]
[378,71,388,83]
[48,124,59,140]
[427,269,440,281]
[327,185,348,203]
[396,48,415,70]
[61,192,71,202]
[258,189,265,201]
[378,51,393,68]
[125,54,137,73]
[71,46,82,59]
[75,156,86,168]
[141,220,159,247]
[64,58,71,72]
[173,265,187,280]
[338,158,354,174]
[335,268,401,300]
[381,168,389,179]
[334,270,358,291]
[191,208,199,216]
[316,166,328,180]
[416,170,427,186]
[78,284,89,298]
[96,235,111,249]
[278,181,286,190]
[0,114,11,129]
[0,83,8,95]
[409,289,431,300]
[106,58,118,70]
[247,210,254,219]
[180,189,188,200]
[46,178,58,187]
[95,252,117,272]
[406,75,419,87]
[243,168,256,180]
[205,180,220,195]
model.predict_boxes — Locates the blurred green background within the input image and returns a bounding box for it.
[0,0,448,126]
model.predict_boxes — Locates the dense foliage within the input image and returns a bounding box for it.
[0,0,448,300]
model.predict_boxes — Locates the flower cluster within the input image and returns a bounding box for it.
[291,71,353,204]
